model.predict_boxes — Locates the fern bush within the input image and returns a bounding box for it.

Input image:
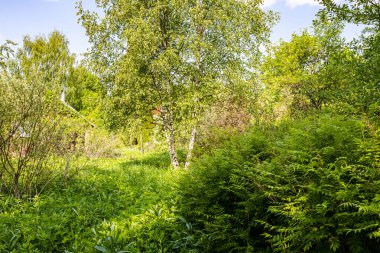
[177,115,380,252]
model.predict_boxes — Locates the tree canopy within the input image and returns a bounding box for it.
[318,0,380,27]
[77,0,277,168]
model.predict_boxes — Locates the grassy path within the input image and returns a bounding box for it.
[0,152,178,252]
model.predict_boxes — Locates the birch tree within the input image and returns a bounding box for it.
[77,0,276,168]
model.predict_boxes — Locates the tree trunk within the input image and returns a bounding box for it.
[185,127,196,170]
[13,172,20,198]
[140,128,144,155]
[185,2,203,170]
[162,107,180,169]
[166,125,180,169]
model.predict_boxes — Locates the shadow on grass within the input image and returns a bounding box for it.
[120,151,172,169]
[120,149,188,170]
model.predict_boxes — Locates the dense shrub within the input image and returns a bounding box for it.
[178,115,380,252]
[0,76,62,198]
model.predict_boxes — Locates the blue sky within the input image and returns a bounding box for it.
[264,0,364,42]
[0,0,364,57]
[0,0,95,56]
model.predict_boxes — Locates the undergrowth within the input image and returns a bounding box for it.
[177,115,380,252]
[1,115,379,252]
[0,152,181,253]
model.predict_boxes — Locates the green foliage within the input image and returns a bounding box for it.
[77,0,277,168]
[0,153,184,252]
[0,74,63,198]
[2,117,379,252]
[315,0,380,118]
[6,31,104,126]
[0,40,16,71]
[260,19,357,118]
[318,0,380,27]
[15,31,74,84]
[348,31,380,117]
[83,128,128,158]
[66,66,104,121]
[261,13,380,119]
[1,1,380,252]
[178,115,380,252]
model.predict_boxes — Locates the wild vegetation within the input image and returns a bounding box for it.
[0,0,379,252]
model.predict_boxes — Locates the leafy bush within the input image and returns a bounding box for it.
[178,115,380,252]
[0,75,62,198]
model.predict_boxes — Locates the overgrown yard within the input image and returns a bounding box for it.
[1,0,379,252]
[1,116,380,252]
[0,152,179,252]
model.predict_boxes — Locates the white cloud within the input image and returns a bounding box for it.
[285,0,320,8]
[261,0,321,8]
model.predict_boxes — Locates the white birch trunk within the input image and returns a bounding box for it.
[162,107,180,169]
[185,127,196,170]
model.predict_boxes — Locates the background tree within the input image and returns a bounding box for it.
[0,40,16,71]
[65,65,105,125]
[318,0,380,28]
[15,31,75,85]
[318,0,380,117]
[260,19,356,118]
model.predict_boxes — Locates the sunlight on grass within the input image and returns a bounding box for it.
[0,149,179,252]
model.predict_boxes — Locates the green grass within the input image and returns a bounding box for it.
[3,115,378,253]
[0,151,178,253]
